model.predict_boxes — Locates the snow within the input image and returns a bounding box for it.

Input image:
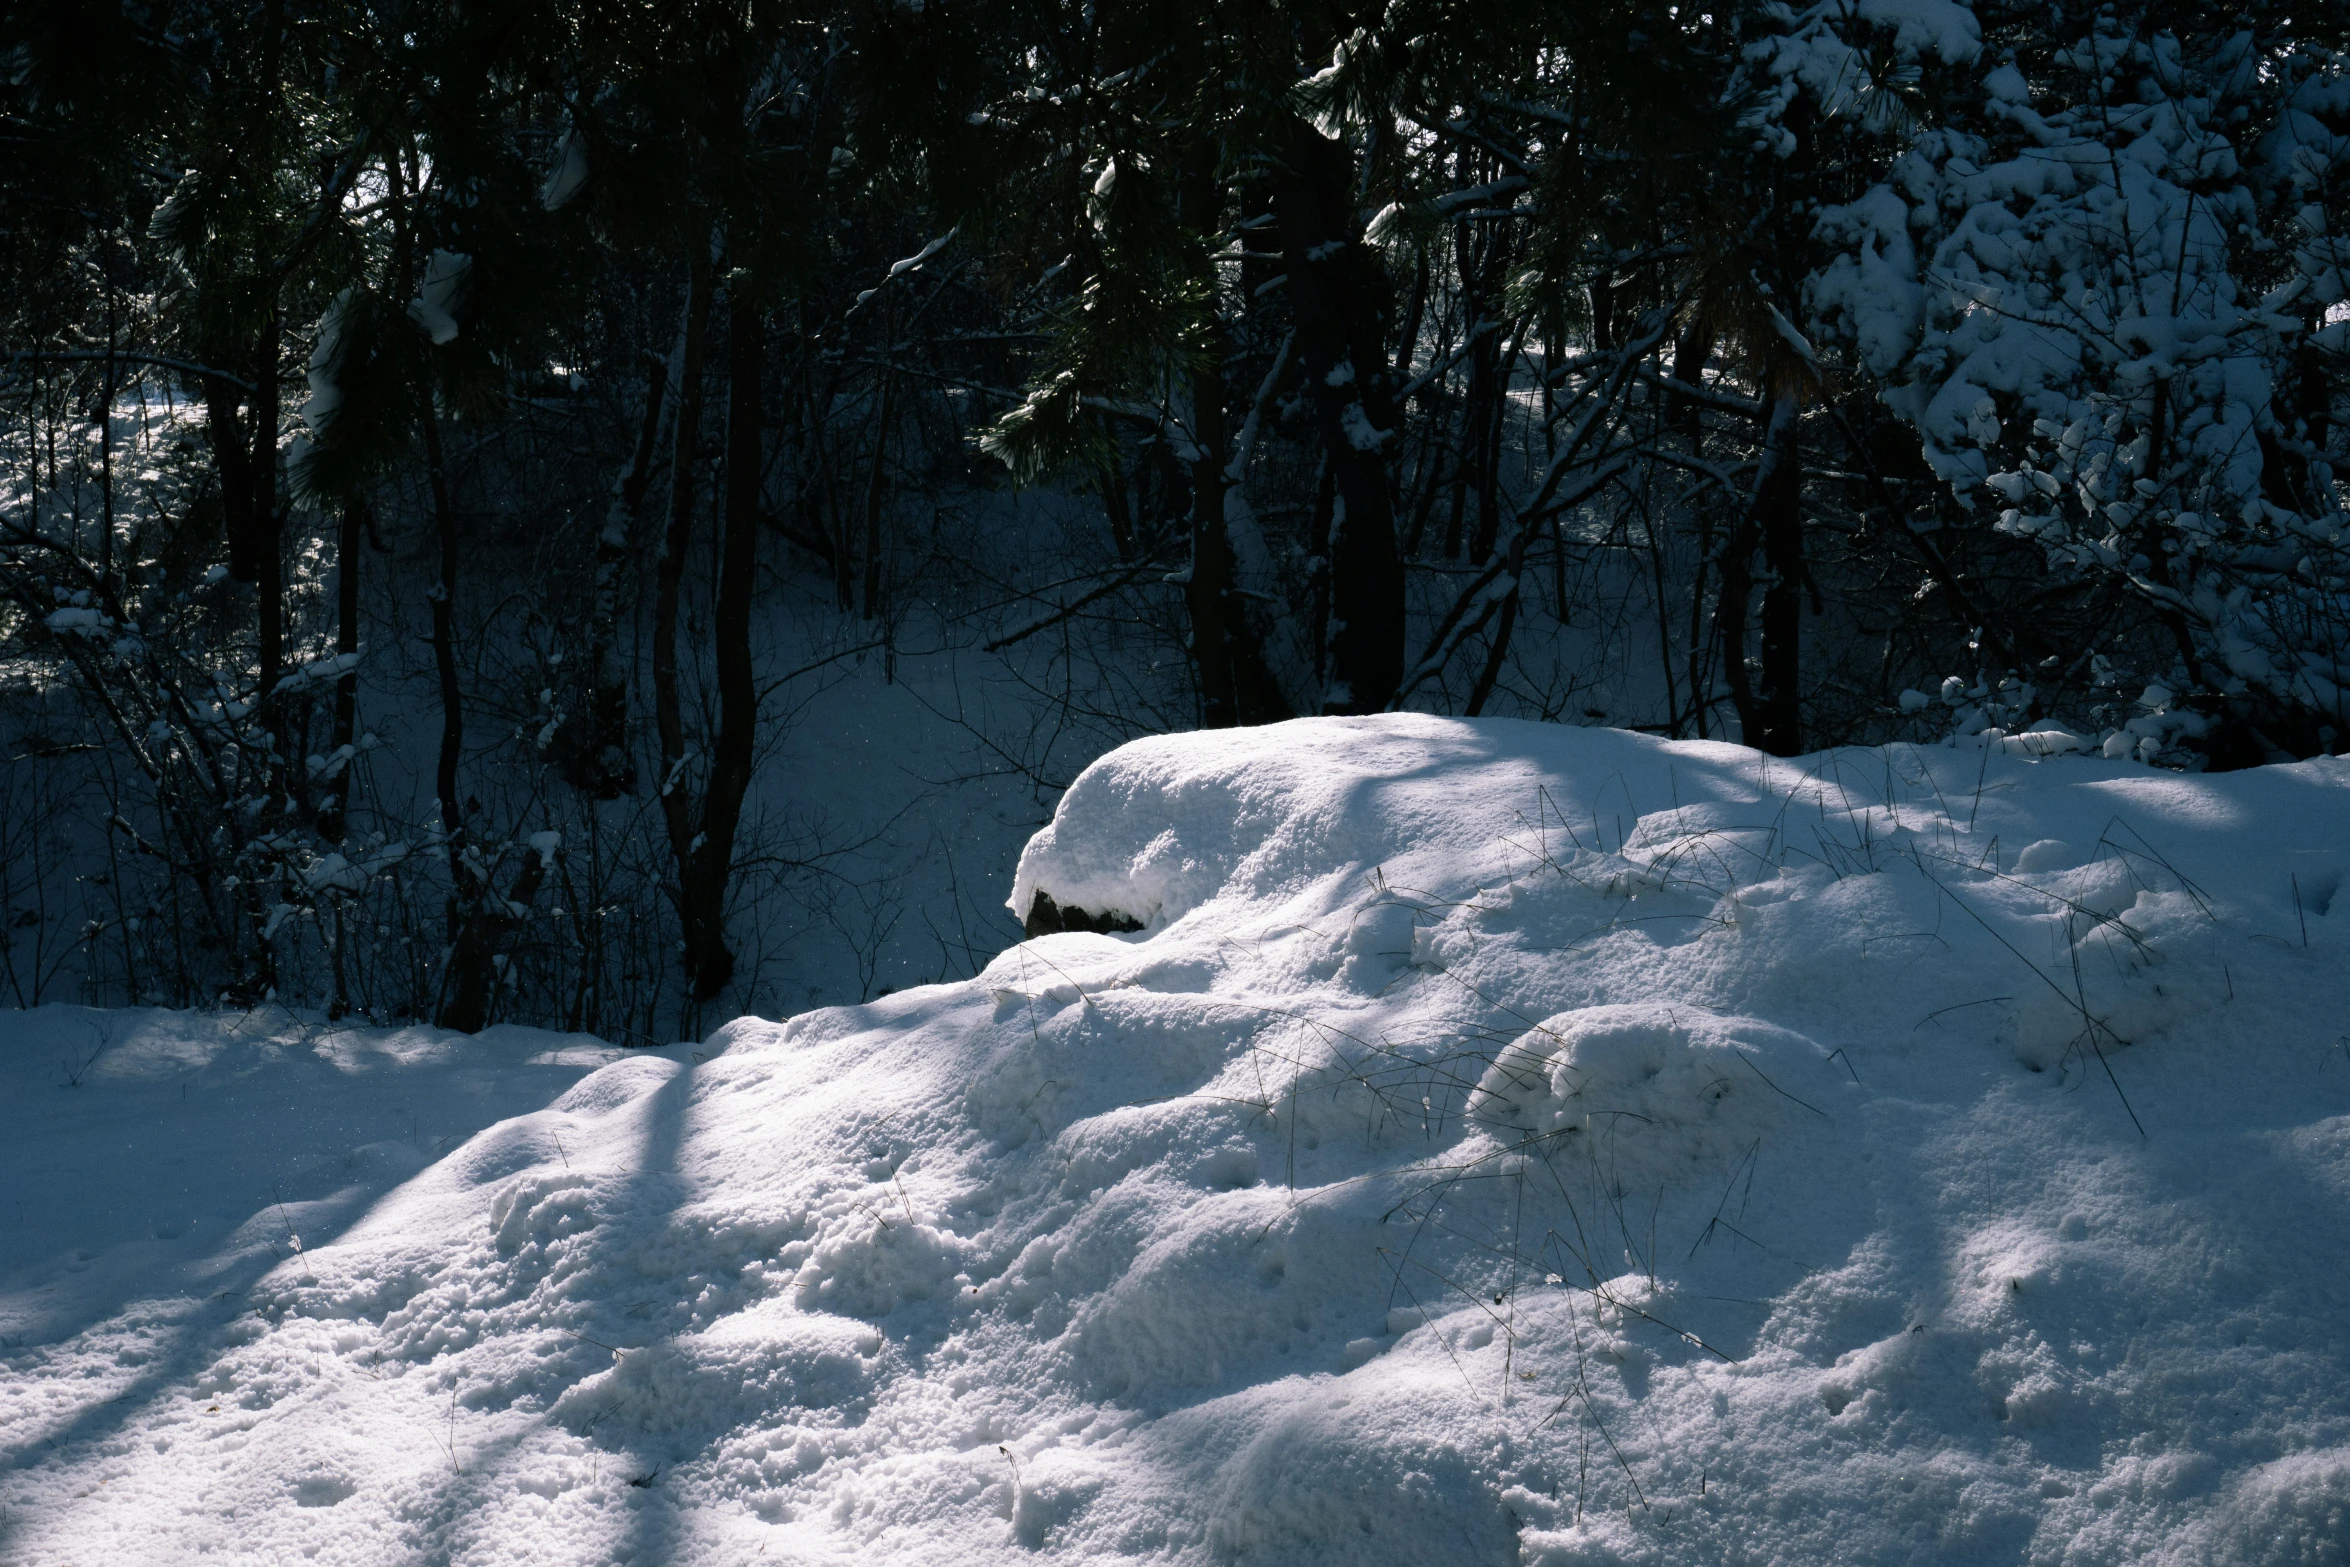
[408,251,473,346]
[541,133,590,211]
[6,716,2350,1564]
[304,287,355,437]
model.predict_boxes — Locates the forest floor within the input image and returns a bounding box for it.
[5,716,2349,1565]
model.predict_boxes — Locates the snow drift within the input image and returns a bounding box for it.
[6,715,2350,1565]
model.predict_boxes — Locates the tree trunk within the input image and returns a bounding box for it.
[422,405,497,1030]
[818,377,856,610]
[203,376,255,579]
[1665,321,1715,439]
[1271,118,1404,714]
[1179,150,1241,729]
[1096,439,1139,561]
[1589,276,1616,353]
[202,314,286,774]
[1185,328,1241,729]
[318,496,362,842]
[1464,317,1502,564]
[680,293,764,1002]
[1395,244,1429,381]
[423,409,462,849]
[1307,455,1334,682]
[252,312,284,708]
[862,368,894,619]
[1753,387,1805,756]
[1400,420,1445,559]
[571,351,669,798]
[1714,508,1757,748]
[97,296,116,588]
[438,839,555,1034]
[654,248,715,990]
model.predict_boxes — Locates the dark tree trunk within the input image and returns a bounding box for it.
[1096,440,1139,561]
[201,313,287,772]
[1464,318,1503,565]
[1395,243,1429,381]
[1442,436,1469,559]
[423,398,527,1032]
[1184,327,1240,730]
[318,496,362,842]
[1178,148,1232,729]
[97,297,116,587]
[422,406,500,1030]
[1753,387,1805,756]
[1465,518,1536,718]
[1271,118,1404,714]
[1665,322,1715,439]
[251,313,284,707]
[1400,419,1445,559]
[1715,512,1758,747]
[438,839,555,1034]
[1308,454,1334,683]
[569,351,669,798]
[680,294,765,1002]
[1745,96,1815,758]
[423,409,462,850]
[2260,331,2332,516]
[654,249,715,993]
[818,377,856,610]
[862,367,894,619]
[203,377,255,578]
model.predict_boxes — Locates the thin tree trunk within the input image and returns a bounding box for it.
[203,313,285,775]
[252,312,284,707]
[97,293,115,588]
[1753,386,1804,756]
[423,408,462,849]
[1272,117,1404,714]
[1443,440,1469,559]
[439,839,555,1034]
[1400,420,1445,559]
[862,368,894,619]
[1186,334,1240,729]
[654,248,715,989]
[817,377,855,610]
[318,496,362,842]
[681,294,764,1002]
[1720,388,1803,755]
[1465,517,1536,718]
[1096,440,1139,561]
[574,351,669,798]
[1395,244,1429,381]
[1465,318,1502,564]
[1636,491,1680,736]
[1308,454,1334,683]
[203,376,255,578]
[1466,592,1520,718]
[1714,505,1757,747]
[1665,321,1715,439]
[1180,151,1240,729]
[1687,497,1715,740]
[421,405,497,1029]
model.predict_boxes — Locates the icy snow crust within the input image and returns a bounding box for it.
[7,715,2350,1565]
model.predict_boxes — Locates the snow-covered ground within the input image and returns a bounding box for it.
[5,716,2349,1565]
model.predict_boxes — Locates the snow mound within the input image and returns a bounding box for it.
[7,715,2350,1566]
[1468,1005,1826,1188]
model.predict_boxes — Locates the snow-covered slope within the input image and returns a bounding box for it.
[6,716,2350,1565]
